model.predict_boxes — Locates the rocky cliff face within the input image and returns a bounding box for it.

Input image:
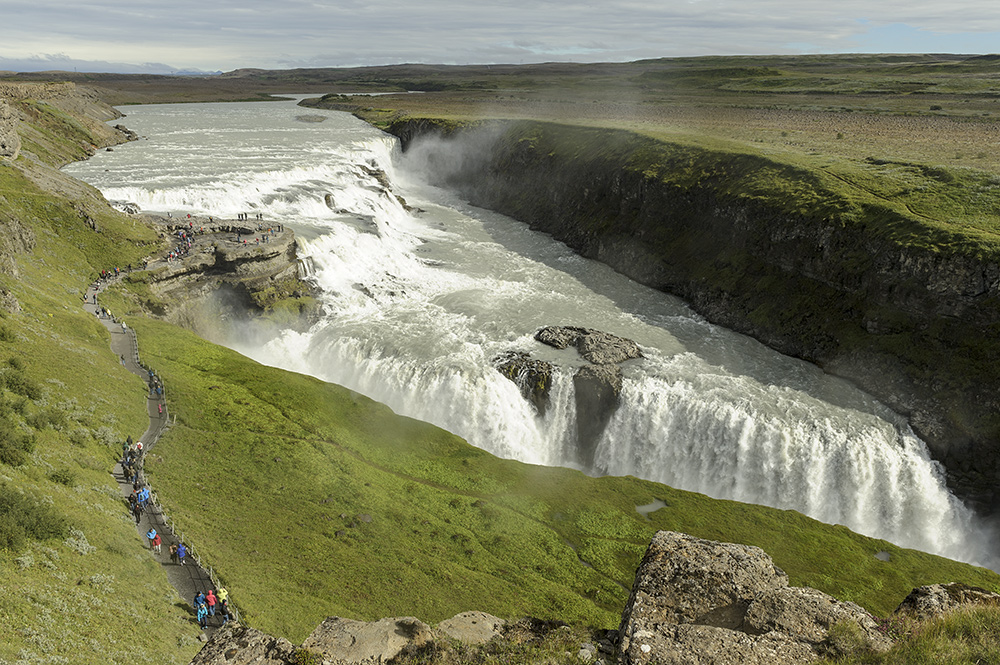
[0,99,21,159]
[138,218,317,336]
[386,118,1000,514]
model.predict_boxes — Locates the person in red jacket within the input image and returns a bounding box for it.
[205,589,217,617]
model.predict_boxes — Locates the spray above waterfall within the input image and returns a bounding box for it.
[63,99,1000,571]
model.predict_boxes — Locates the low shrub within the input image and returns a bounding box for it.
[0,483,68,551]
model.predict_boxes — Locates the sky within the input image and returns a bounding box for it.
[1,0,999,74]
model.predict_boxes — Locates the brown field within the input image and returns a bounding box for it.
[10,54,1000,175]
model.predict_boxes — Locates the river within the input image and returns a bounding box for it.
[63,97,999,570]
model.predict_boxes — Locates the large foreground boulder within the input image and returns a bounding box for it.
[301,616,434,664]
[617,531,891,665]
[189,623,298,665]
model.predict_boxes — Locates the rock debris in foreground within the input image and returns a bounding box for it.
[617,530,892,665]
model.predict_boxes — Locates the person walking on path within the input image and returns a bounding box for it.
[197,602,209,630]
[88,271,231,637]
[146,527,157,550]
[205,589,217,617]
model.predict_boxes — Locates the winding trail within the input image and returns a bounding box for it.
[84,276,229,639]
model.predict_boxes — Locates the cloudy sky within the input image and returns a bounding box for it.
[2,0,999,74]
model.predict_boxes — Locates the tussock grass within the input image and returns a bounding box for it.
[821,606,1000,665]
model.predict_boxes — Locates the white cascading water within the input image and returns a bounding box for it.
[63,99,998,570]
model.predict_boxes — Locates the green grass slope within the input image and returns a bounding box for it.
[0,155,204,661]
[117,314,1000,644]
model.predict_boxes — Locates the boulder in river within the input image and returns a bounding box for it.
[535,326,643,364]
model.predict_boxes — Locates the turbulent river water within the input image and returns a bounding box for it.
[64,98,999,570]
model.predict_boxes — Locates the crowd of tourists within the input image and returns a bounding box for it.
[193,588,232,629]
[92,264,235,633]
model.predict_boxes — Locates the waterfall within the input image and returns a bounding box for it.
[62,100,1000,571]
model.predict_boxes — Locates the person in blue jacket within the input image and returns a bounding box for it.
[196,602,209,629]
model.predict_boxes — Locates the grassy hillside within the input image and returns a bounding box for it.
[88,311,997,644]
[0,111,203,662]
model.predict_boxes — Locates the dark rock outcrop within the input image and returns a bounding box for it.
[140,218,317,336]
[574,363,623,467]
[536,326,641,468]
[617,531,891,665]
[495,326,642,468]
[535,326,643,364]
[493,351,553,415]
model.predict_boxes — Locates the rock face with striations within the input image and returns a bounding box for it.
[142,218,316,337]
[617,531,891,665]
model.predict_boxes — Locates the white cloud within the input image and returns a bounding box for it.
[0,0,998,73]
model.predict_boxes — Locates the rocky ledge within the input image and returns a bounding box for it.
[134,215,319,334]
